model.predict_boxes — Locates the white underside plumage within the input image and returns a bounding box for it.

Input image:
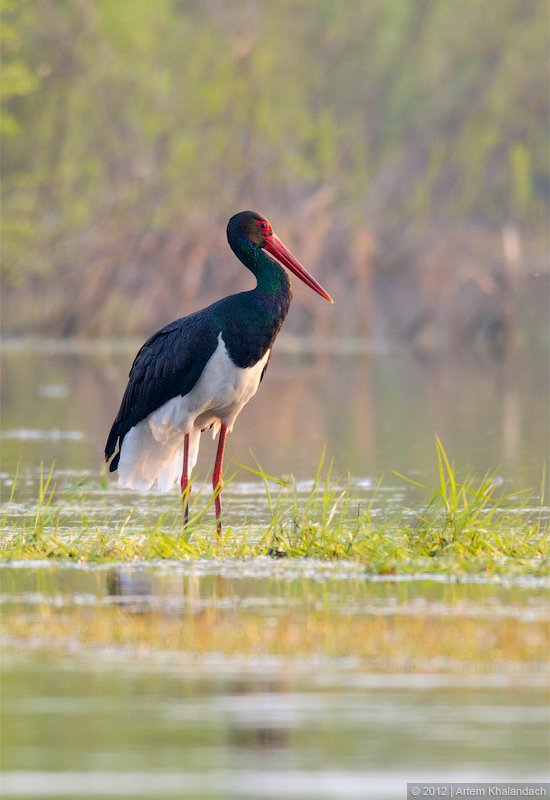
[117,334,270,492]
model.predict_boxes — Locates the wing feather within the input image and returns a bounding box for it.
[105,312,219,470]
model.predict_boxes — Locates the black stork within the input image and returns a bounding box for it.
[105,210,333,532]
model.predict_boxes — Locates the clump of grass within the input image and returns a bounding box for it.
[238,441,547,575]
[387,435,548,573]
[2,462,63,548]
[1,441,548,576]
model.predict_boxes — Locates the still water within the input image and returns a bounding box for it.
[1,337,548,491]
[2,562,548,799]
[1,340,548,799]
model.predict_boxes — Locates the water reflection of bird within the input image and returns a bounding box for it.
[105,211,333,532]
[105,568,155,614]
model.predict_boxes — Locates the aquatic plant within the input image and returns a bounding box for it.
[1,441,547,576]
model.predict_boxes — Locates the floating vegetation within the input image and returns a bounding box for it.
[1,442,547,577]
[4,599,547,674]
[2,558,548,672]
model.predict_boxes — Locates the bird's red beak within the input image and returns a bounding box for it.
[264,234,334,304]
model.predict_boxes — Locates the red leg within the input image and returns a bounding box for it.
[212,423,228,535]
[180,433,191,526]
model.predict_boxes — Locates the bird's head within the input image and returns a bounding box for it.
[227,210,334,304]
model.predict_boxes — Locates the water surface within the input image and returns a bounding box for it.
[2,562,548,799]
[2,339,547,493]
[1,340,548,799]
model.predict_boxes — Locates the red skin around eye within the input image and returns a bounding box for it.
[255,219,271,235]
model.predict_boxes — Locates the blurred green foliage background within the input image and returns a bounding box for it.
[1,0,548,347]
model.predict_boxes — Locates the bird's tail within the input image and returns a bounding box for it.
[116,420,200,492]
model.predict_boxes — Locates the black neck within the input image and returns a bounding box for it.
[219,237,292,367]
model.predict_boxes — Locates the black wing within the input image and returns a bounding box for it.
[105,311,219,471]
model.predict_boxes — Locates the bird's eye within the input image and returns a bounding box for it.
[255,219,272,235]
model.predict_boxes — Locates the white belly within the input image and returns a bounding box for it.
[117,334,270,492]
